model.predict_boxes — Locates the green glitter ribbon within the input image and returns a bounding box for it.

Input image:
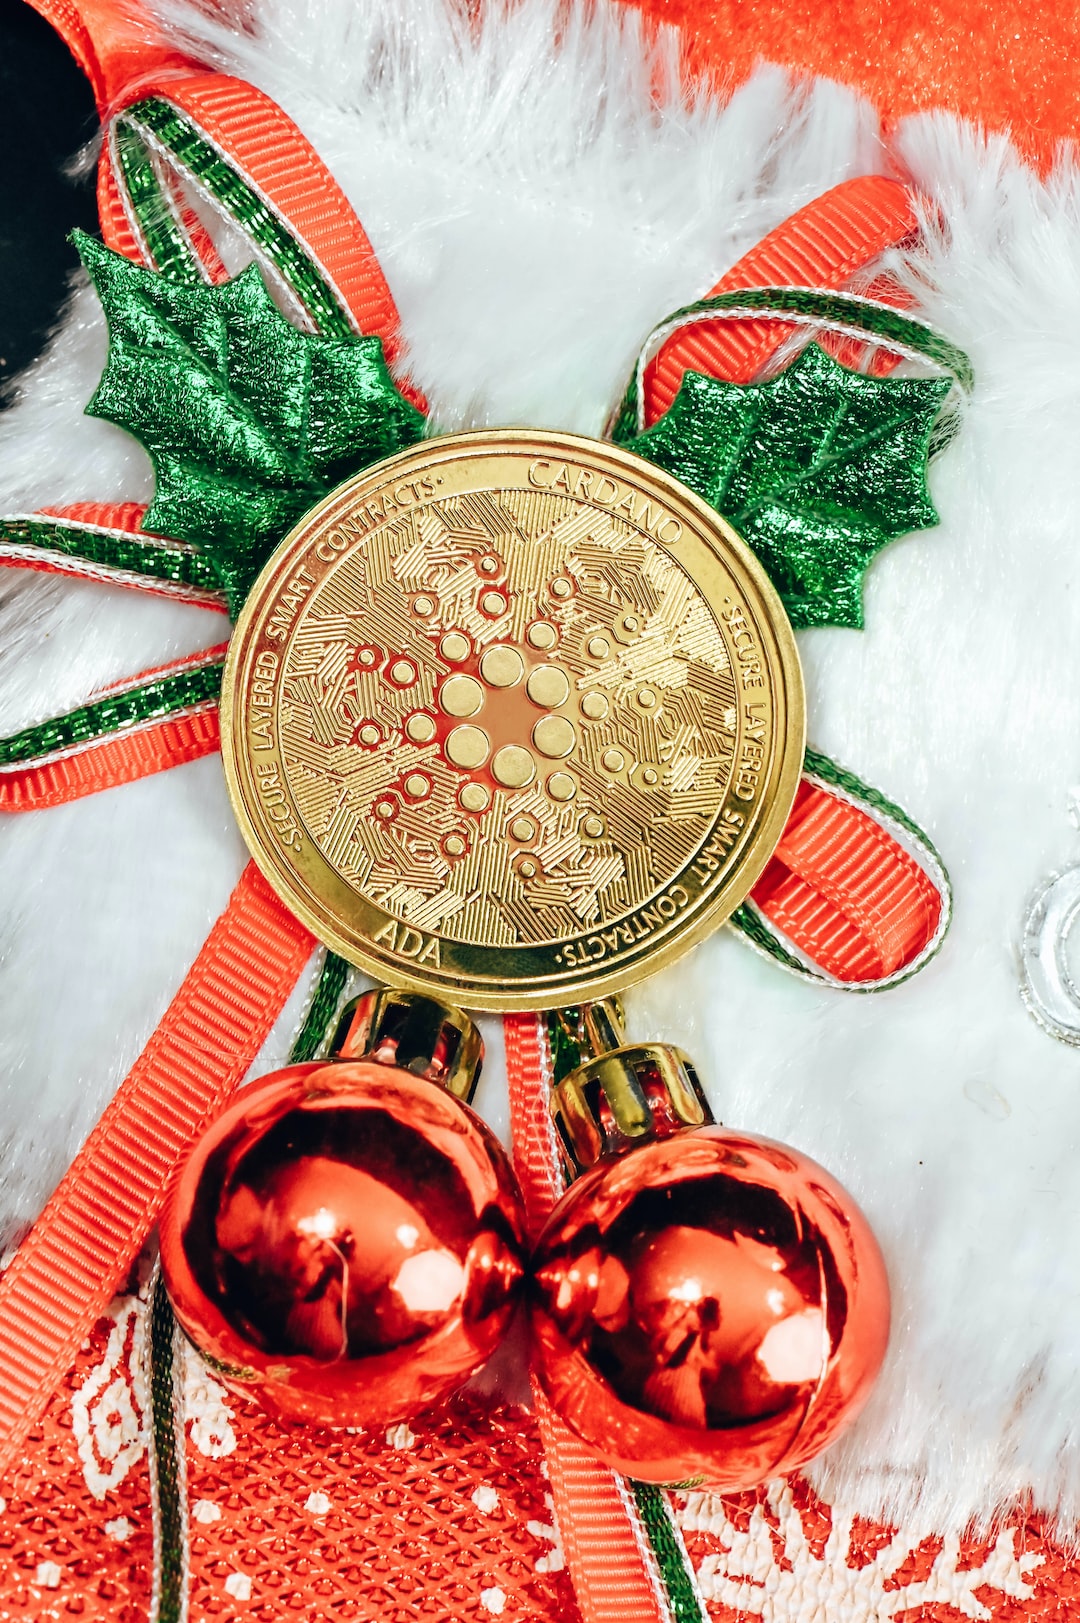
[730,744,953,987]
[114,99,356,337]
[146,1266,188,1623]
[0,656,224,770]
[290,950,352,1061]
[544,1011,708,1623]
[113,119,205,290]
[0,514,224,601]
[632,1483,708,1623]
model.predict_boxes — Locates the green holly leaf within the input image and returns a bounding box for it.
[75,232,425,615]
[623,342,952,630]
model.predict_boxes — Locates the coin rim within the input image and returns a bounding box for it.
[221,428,806,1011]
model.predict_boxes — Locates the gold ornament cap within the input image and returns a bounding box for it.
[551,1001,714,1174]
[328,988,483,1103]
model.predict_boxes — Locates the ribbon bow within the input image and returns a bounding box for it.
[0,1,970,1616]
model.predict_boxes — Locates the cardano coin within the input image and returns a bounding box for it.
[221,430,804,1010]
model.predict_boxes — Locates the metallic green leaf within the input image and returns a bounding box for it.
[75,233,424,616]
[624,342,953,630]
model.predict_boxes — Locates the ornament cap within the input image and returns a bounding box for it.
[553,1010,713,1172]
[329,987,483,1102]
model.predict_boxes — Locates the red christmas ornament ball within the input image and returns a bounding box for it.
[529,1127,889,1488]
[159,1059,527,1427]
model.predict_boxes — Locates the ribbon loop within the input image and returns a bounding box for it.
[642,174,920,423]
[737,749,950,988]
[101,78,426,412]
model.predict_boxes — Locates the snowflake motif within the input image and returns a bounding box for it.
[70,1293,148,1501]
[678,1480,1044,1622]
[528,1492,567,1574]
[181,1341,237,1458]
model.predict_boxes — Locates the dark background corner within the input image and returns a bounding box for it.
[0,0,100,391]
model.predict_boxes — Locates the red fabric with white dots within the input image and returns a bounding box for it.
[3,1293,1079,1621]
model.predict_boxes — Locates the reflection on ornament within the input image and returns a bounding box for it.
[1020,866,1080,1046]
[160,991,527,1427]
[529,1004,889,1488]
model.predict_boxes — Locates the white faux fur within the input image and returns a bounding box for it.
[4,0,1080,1540]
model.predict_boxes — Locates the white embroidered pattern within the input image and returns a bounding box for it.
[181,1343,236,1458]
[70,1294,148,1501]
[528,1493,566,1575]
[678,1481,1045,1622]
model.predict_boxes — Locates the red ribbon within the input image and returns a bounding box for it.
[503,1013,673,1623]
[0,864,314,1484]
[643,173,918,421]
[0,708,221,812]
[752,778,943,982]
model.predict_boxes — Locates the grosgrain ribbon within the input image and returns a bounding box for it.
[0,863,315,1484]
[503,1012,698,1623]
[740,748,950,987]
[0,708,221,812]
[642,174,919,421]
[0,505,225,604]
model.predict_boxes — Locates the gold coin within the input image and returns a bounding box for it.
[222,430,804,1010]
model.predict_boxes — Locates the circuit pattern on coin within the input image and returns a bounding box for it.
[281,486,736,947]
[223,433,803,1008]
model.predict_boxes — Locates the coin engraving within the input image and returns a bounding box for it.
[223,432,804,1009]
